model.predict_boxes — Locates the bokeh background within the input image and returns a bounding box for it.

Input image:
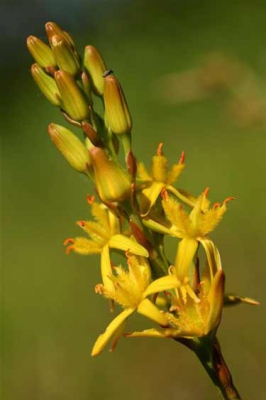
[2,0,266,399]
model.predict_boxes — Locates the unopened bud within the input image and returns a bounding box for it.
[83,45,107,96]
[104,74,132,135]
[89,147,131,202]
[45,22,75,49]
[48,123,91,173]
[54,70,89,121]
[31,63,61,106]
[27,35,56,68]
[81,71,93,105]
[51,35,80,76]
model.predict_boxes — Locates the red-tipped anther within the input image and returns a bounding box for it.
[161,187,168,200]
[86,194,95,205]
[156,142,164,156]
[223,196,236,205]
[179,151,185,164]
[65,244,75,255]
[204,187,210,197]
[63,238,75,245]
[213,202,221,209]
[77,220,86,227]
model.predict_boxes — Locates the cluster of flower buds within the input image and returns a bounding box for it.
[27,22,133,202]
[28,23,258,399]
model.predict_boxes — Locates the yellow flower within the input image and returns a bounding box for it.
[126,269,225,340]
[91,254,181,356]
[160,188,234,281]
[64,196,149,291]
[137,143,193,216]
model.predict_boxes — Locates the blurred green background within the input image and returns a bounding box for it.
[2,0,266,399]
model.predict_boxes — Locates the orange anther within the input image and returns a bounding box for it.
[156,142,164,156]
[86,194,95,204]
[179,150,185,164]
[204,187,210,197]
[223,196,236,205]
[63,238,75,245]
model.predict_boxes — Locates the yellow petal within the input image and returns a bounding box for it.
[109,234,149,257]
[101,245,114,292]
[200,238,222,279]
[143,275,180,297]
[140,182,164,216]
[174,238,198,281]
[137,298,168,326]
[66,237,102,255]
[206,270,225,333]
[125,328,167,338]
[91,308,134,356]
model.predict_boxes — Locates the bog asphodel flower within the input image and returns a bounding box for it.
[126,268,225,340]
[137,143,195,216]
[91,254,181,356]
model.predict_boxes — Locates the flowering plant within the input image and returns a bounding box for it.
[27,22,258,399]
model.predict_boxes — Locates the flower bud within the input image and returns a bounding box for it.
[81,71,93,105]
[48,123,91,173]
[54,70,89,121]
[104,74,132,135]
[89,147,131,202]
[45,22,75,49]
[27,35,56,68]
[83,45,107,96]
[31,63,61,106]
[50,35,80,76]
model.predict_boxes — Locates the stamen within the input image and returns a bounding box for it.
[179,150,185,164]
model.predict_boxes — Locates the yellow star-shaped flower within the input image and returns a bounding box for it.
[137,143,194,216]
[91,254,181,356]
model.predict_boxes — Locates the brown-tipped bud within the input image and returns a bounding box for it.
[104,75,132,135]
[82,121,103,147]
[48,123,91,173]
[83,45,107,96]
[50,35,80,76]
[27,35,56,68]
[54,70,89,121]
[31,63,61,106]
[45,22,75,49]
[89,147,131,202]
[81,71,93,105]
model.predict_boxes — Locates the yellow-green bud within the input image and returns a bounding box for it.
[50,35,80,76]
[54,70,89,121]
[83,45,107,96]
[27,35,56,68]
[45,22,75,49]
[89,147,131,202]
[48,123,91,173]
[31,63,61,106]
[103,74,132,135]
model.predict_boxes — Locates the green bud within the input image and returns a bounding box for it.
[27,35,56,68]
[54,70,89,121]
[45,22,75,49]
[31,63,61,106]
[83,45,107,96]
[89,147,131,202]
[50,35,80,76]
[104,74,132,135]
[48,123,91,173]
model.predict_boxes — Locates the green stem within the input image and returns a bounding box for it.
[178,336,241,400]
